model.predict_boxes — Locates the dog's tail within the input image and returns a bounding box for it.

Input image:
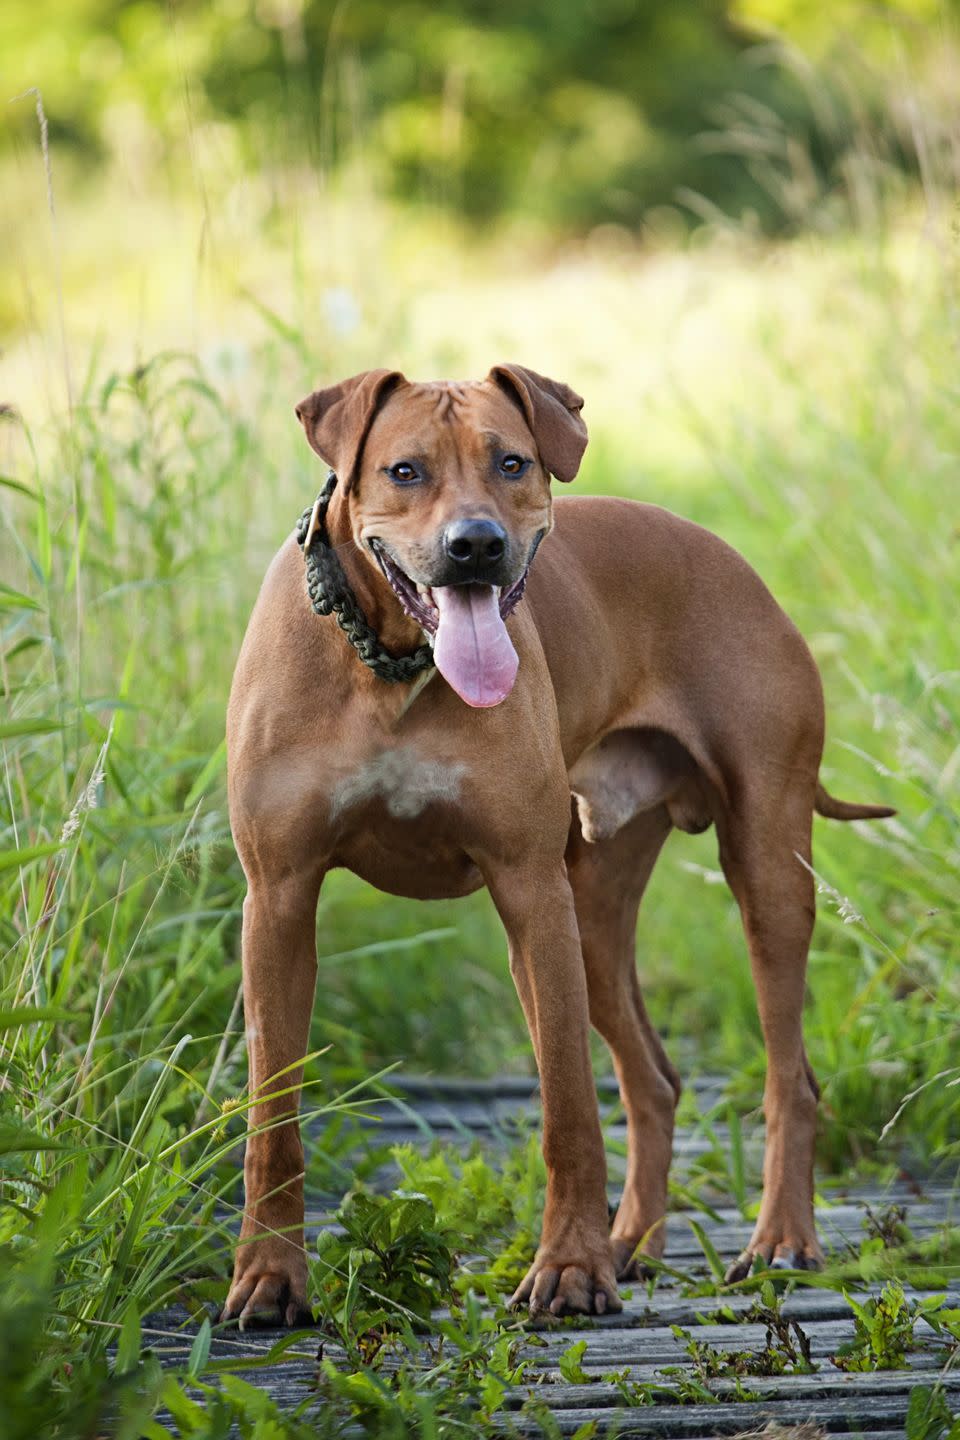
[814,782,896,822]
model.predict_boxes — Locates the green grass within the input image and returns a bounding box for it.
[1,139,958,1436]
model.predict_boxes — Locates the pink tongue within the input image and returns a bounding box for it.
[432,584,519,708]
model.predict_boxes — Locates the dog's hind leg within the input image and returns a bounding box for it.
[566,807,680,1280]
[716,780,823,1279]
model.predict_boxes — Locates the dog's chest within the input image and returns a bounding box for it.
[324,742,485,900]
[328,745,468,823]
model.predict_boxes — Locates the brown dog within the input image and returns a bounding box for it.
[222,366,893,1327]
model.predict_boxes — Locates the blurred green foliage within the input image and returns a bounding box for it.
[6,0,954,231]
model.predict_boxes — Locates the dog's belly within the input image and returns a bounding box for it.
[332,828,485,901]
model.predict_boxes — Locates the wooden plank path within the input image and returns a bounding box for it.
[153,1074,960,1436]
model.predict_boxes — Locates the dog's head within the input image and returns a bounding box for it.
[295,366,587,707]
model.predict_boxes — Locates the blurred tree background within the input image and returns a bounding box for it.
[4,0,957,238]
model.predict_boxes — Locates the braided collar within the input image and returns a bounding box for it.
[295,472,435,683]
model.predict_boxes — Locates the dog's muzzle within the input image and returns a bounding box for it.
[370,542,534,708]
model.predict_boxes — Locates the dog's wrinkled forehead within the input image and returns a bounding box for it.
[295,365,587,490]
[364,380,537,468]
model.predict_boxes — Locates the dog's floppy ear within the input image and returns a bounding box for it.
[488,364,587,482]
[295,369,406,490]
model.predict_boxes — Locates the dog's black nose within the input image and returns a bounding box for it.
[444,518,507,568]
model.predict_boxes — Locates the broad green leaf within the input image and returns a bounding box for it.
[187,1315,211,1379]
[559,1338,591,1384]
[115,1302,141,1375]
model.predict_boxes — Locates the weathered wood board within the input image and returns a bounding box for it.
[150,1074,960,1436]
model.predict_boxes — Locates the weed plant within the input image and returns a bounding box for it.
[2,68,959,1440]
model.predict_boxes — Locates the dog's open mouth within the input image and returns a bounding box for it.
[371,542,527,708]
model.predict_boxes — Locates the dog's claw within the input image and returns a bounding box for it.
[723,1249,758,1284]
[222,1265,313,1330]
[724,1235,823,1284]
[611,1235,660,1283]
[609,1200,668,1282]
[510,1257,621,1318]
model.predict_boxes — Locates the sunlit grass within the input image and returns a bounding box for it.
[1,95,958,1433]
[3,175,957,1117]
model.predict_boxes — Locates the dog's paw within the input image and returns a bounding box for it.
[723,1230,824,1284]
[221,1251,313,1330]
[509,1252,621,1318]
[610,1236,660,1283]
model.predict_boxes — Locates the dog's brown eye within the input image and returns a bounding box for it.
[389,462,418,483]
[500,455,527,476]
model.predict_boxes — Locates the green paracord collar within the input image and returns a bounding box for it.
[295,471,435,683]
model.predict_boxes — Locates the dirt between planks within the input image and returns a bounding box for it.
[150,1075,960,1437]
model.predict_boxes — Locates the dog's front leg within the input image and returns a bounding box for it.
[485,860,620,1317]
[222,867,323,1329]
